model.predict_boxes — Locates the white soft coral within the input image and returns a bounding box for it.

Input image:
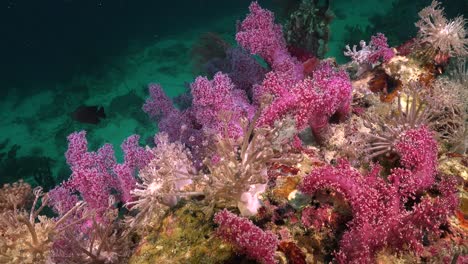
[415,1,468,56]
[125,132,198,229]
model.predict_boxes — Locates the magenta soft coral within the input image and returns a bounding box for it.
[367,33,395,63]
[235,1,284,65]
[299,126,457,263]
[299,160,457,263]
[299,160,397,263]
[257,61,352,143]
[236,1,303,82]
[62,131,153,214]
[214,209,279,264]
[190,72,255,139]
[389,126,438,198]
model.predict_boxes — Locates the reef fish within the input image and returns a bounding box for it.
[71,105,106,125]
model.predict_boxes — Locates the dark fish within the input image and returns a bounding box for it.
[71,105,106,124]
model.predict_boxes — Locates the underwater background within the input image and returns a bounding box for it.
[0,0,466,188]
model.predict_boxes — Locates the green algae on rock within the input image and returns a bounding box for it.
[129,201,235,264]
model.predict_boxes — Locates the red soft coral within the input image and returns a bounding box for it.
[389,126,438,198]
[214,209,279,264]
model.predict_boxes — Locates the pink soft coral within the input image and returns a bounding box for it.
[214,209,279,264]
[257,61,352,143]
[299,152,457,263]
[190,72,255,139]
[63,131,153,214]
[236,1,303,82]
[389,125,438,198]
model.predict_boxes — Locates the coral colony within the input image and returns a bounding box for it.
[1,1,467,263]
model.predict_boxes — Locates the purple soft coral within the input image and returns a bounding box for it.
[115,135,154,203]
[142,83,174,122]
[48,185,80,216]
[142,83,207,168]
[63,131,153,213]
[65,131,117,215]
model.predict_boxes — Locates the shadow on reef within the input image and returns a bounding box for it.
[0,140,61,191]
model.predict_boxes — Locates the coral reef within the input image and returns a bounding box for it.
[1,1,467,264]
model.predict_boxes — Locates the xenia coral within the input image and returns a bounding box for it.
[415,0,468,57]
[203,114,301,216]
[427,75,467,152]
[51,198,132,264]
[0,186,84,263]
[0,179,31,212]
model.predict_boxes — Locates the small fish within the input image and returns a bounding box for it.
[71,105,106,125]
